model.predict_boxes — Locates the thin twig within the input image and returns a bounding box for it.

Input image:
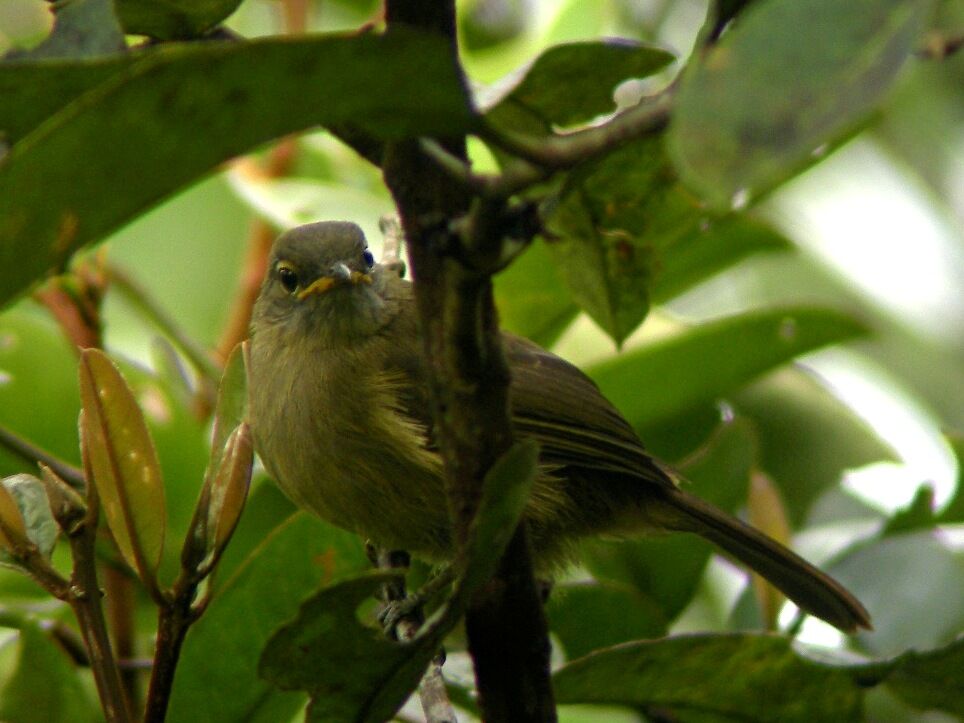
[419,140,549,199]
[477,89,674,170]
[0,423,85,490]
[143,573,198,723]
[67,482,133,723]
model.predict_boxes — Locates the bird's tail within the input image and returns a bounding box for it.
[659,486,871,633]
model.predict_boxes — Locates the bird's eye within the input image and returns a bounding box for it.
[277,264,299,294]
[362,249,375,269]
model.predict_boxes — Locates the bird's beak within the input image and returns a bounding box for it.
[297,263,373,300]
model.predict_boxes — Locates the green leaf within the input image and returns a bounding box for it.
[937,431,964,523]
[0,27,474,307]
[650,215,791,303]
[259,441,539,722]
[494,238,578,347]
[0,617,99,723]
[546,580,668,660]
[882,484,936,535]
[260,570,430,723]
[542,137,790,345]
[183,423,253,578]
[581,417,756,624]
[167,513,369,722]
[827,530,964,657]
[207,342,248,479]
[115,0,243,39]
[0,474,59,565]
[882,636,964,717]
[0,312,82,476]
[588,306,867,429]
[668,0,937,209]
[457,439,539,593]
[734,367,897,526]
[0,56,128,145]
[553,633,863,721]
[78,348,166,591]
[11,0,124,60]
[484,40,674,131]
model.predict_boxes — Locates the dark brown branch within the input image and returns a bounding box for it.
[477,89,673,171]
[382,2,556,721]
[143,574,198,723]
[67,484,133,723]
[0,423,85,490]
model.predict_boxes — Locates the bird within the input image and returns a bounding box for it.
[248,221,871,633]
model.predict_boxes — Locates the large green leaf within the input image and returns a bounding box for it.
[0,617,100,723]
[668,0,937,209]
[827,530,964,657]
[736,368,896,526]
[166,513,369,722]
[115,0,243,39]
[484,40,674,131]
[0,27,475,307]
[542,137,791,344]
[588,306,867,429]
[553,631,964,722]
[546,580,668,660]
[554,633,864,721]
[493,237,577,347]
[0,312,82,475]
[78,348,166,590]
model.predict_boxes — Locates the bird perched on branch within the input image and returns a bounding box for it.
[249,221,871,633]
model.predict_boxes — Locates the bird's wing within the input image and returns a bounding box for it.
[373,274,671,487]
[502,334,675,489]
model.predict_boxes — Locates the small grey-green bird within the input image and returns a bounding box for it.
[249,221,871,633]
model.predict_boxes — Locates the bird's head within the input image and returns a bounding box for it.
[252,221,396,345]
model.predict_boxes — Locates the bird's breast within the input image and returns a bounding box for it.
[249,332,451,557]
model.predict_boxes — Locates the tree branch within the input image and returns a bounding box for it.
[382,3,556,721]
[477,89,673,170]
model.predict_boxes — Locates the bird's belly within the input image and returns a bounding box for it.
[254,381,452,558]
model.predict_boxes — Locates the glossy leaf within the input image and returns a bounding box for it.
[208,342,248,478]
[260,441,538,722]
[0,618,99,723]
[589,307,867,429]
[115,0,243,39]
[0,27,475,307]
[167,513,369,722]
[669,0,937,209]
[78,348,166,590]
[184,423,253,577]
[0,478,28,555]
[546,581,668,660]
[484,40,674,131]
[553,633,864,721]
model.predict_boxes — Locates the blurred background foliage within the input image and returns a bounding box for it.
[0,0,962,721]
